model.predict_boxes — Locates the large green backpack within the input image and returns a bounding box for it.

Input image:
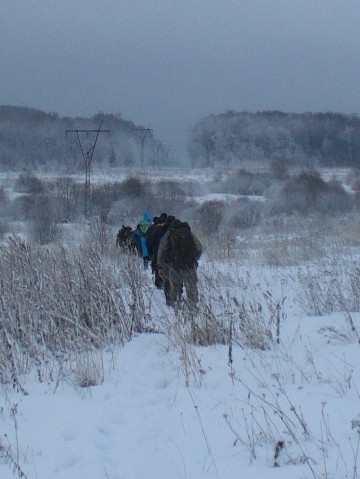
[168,222,197,270]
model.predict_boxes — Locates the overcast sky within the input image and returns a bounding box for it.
[1,0,360,160]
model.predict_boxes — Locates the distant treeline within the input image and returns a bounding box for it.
[0,106,170,171]
[187,110,360,167]
[3,106,360,171]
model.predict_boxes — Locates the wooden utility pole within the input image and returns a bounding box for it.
[66,121,110,218]
[132,128,153,174]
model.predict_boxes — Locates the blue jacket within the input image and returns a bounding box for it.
[143,211,152,223]
[140,236,149,258]
[140,212,152,257]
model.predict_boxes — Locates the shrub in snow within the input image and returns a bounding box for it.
[73,350,105,388]
[273,169,352,216]
[9,194,37,221]
[297,258,360,316]
[223,168,270,196]
[203,231,237,260]
[119,176,144,197]
[164,266,286,365]
[14,172,44,194]
[88,211,112,254]
[270,157,289,179]
[195,200,225,233]
[29,194,61,244]
[317,177,352,215]
[229,199,262,230]
[53,176,82,222]
[90,183,121,217]
[0,237,141,387]
[152,179,186,201]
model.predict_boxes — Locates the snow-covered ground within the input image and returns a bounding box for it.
[1,166,360,479]
[1,264,360,479]
[0,166,218,186]
[194,193,266,205]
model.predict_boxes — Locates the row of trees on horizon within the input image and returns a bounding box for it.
[0,105,360,171]
[187,110,360,168]
[0,106,171,171]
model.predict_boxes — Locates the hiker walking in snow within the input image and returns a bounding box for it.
[150,215,175,295]
[146,212,168,288]
[138,211,153,269]
[157,218,202,310]
[130,224,141,255]
[116,225,133,250]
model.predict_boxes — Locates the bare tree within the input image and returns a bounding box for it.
[55,176,81,221]
[29,194,61,244]
[200,129,216,167]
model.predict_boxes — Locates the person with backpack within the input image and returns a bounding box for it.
[157,218,203,310]
[153,215,175,298]
[145,214,160,270]
[130,224,141,255]
[116,225,133,249]
[146,212,168,288]
[138,211,153,269]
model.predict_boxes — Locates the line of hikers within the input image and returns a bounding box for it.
[116,212,203,310]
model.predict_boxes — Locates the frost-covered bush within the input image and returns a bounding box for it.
[297,258,360,316]
[269,157,289,179]
[166,265,285,358]
[152,180,186,201]
[223,168,271,196]
[271,169,352,216]
[317,178,352,215]
[194,200,225,233]
[119,176,144,197]
[14,172,44,194]
[0,237,139,386]
[53,176,82,222]
[29,194,61,244]
[228,199,262,230]
[9,194,37,221]
[90,183,118,217]
[88,211,112,253]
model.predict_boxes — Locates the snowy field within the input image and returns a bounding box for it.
[2,270,360,479]
[0,166,218,186]
[1,167,360,479]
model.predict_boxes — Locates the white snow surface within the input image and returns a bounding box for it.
[194,193,265,204]
[1,307,360,479]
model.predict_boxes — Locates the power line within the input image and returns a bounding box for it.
[66,121,110,218]
[132,128,153,174]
